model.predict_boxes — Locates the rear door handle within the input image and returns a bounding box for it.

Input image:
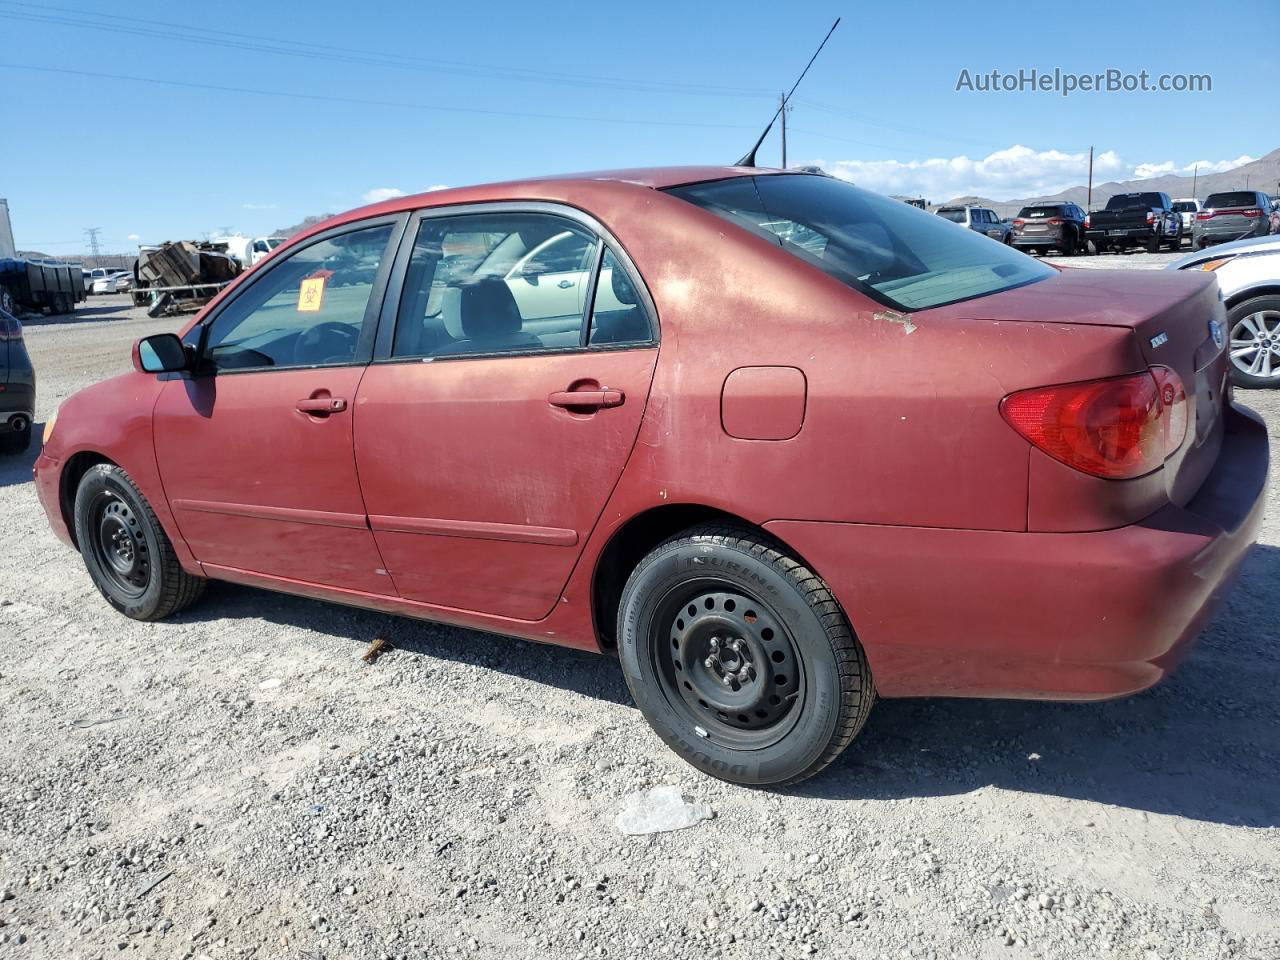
[548,389,624,410]
[296,397,348,414]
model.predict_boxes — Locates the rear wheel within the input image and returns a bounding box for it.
[74,464,206,620]
[617,524,874,787]
[1059,233,1077,257]
[1226,296,1280,389]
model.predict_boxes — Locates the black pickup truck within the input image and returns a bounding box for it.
[1084,192,1183,253]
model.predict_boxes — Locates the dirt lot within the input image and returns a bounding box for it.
[1,289,1278,960]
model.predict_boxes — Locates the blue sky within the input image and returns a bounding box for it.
[2,0,1275,256]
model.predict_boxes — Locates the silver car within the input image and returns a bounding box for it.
[1168,234,1280,387]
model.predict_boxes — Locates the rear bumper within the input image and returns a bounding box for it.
[1194,222,1267,243]
[0,383,34,427]
[1085,226,1154,243]
[1011,232,1064,248]
[766,405,1268,701]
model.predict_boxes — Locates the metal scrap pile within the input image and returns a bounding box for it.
[132,241,242,316]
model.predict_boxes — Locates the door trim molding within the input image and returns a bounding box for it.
[368,514,578,546]
[172,498,368,530]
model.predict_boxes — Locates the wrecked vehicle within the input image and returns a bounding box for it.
[131,241,243,316]
[34,167,1268,786]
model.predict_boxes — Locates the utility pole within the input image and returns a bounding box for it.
[84,227,102,259]
[1086,146,1093,210]
[780,92,787,169]
[1191,164,1198,199]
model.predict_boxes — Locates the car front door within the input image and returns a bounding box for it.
[353,206,659,620]
[152,216,405,592]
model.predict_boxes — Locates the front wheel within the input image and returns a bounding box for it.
[1227,296,1280,389]
[617,524,874,787]
[74,464,206,620]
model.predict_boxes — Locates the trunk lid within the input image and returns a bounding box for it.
[925,268,1228,506]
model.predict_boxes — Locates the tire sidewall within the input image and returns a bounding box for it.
[1227,295,1280,390]
[618,539,842,786]
[74,466,168,619]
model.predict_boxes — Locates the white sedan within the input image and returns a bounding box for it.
[1168,234,1280,388]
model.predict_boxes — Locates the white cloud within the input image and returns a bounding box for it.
[822,145,1256,202]
[362,187,405,204]
[425,184,449,192]
[1132,155,1256,179]
[127,233,141,242]
[241,202,278,210]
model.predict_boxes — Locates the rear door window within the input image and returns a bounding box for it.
[392,212,601,358]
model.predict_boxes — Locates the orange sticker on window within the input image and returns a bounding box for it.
[297,276,326,313]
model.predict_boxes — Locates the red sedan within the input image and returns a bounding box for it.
[34,167,1269,785]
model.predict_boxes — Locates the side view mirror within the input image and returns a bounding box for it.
[133,333,189,373]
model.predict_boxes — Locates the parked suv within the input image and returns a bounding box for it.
[1010,202,1087,256]
[1084,192,1182,253]
[936,205,1010,243]
[0,308,34,454]
[1172,198,1201,237]
[1194,190,1274,248]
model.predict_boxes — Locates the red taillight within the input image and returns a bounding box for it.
[0,317,22,341]
[1196,210,1214,220]
[1013,218,1025,226]
[1083,215,1091,228]
[1046,218,1064,225]
[1001,371,1183,480]
[1145,211,1156,224]
[1242,208,1262,218]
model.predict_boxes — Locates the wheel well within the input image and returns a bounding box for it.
[59,452,115,549]
[1226,286,1280,312]
[591,504,763,651]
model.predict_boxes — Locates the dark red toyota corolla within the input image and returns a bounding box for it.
[34,167,1269,785]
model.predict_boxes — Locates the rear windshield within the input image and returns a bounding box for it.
[1171,201,1198,213]
[935,208,967,222]
[1106,193,1162,210]
[667,175,1052,312]
[1018,206,1064,218]
[1204,192,1259,209]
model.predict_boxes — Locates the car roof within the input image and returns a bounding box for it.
[292,165,789,245]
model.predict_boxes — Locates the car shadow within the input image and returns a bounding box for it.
[0,424,43,487]
[21,302,134,326]
[172,541,1277,827]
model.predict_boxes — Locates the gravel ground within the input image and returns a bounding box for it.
[1,289,1278,960]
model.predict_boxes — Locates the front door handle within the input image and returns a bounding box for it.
[548,388,624,410]
[557,279,575,289]
[296,396,348,415]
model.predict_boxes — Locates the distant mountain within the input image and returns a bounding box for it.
[941,148,1280,218]
[273,213,336,237]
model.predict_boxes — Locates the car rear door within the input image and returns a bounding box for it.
[152,215,406,593]
[353,204,659,620]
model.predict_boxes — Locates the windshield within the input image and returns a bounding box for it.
[936,208,967,223]
[1172,201,1198,213]
[667,175,1052,312]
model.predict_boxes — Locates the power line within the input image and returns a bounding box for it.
[0,62,762,131]
[0,1,770,100]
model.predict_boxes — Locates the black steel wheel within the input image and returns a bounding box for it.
[74,463,206,620]
[618,524,874,787]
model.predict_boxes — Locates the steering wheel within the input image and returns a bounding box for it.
[295,321,358,365]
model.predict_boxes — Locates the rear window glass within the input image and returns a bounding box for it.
[667,175,1052,312]
[1204,192,1259,209]
[1107,194,1161,210]
[1018,206,1064,218]
[936,208,967,223]
[1171,201,1198,213]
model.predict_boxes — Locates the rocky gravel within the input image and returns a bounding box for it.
[1,292,1278,960]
